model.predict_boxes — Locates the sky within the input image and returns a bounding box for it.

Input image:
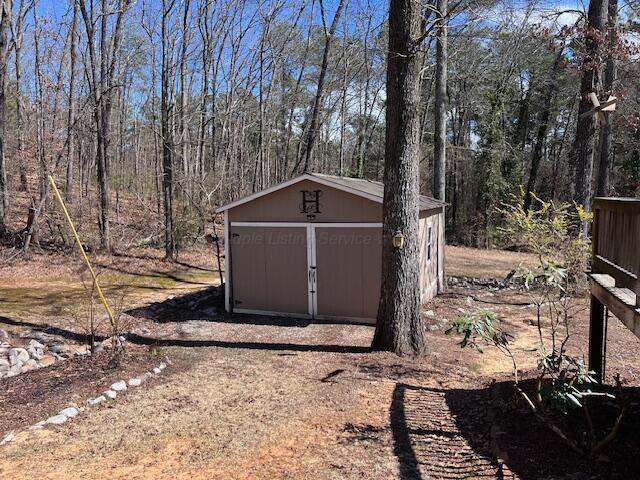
[34,0,589,22]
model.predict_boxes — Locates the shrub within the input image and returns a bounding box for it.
[447,191,626,457]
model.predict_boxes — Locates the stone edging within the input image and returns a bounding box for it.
[447,276,521,289]
[0,356,172,447]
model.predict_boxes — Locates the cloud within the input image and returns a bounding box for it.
[478,0,585,31]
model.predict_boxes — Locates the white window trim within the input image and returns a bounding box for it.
[224,210,230,313]
[427,223,433,264]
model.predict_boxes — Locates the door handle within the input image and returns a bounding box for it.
[308,267,317,290]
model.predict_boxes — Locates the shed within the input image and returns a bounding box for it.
[216,173,446,324]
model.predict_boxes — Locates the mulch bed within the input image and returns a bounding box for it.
[0,346,168,436]
[388,375,640,479]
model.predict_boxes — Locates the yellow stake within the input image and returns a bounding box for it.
[47,175,116,329]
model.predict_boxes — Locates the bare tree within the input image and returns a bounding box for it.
[65,0,78,202]
[298,0,345,174]
[0,0,10,237]
[162,0,177,259]
[433,0,448,202]
[78,0,132,251]
[10,0,30,192]
[179,0,191,177]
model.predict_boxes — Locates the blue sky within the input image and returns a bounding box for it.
[33,0,589,24]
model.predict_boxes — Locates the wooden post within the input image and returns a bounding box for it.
[212,213,224,286]
[589,294,606,382]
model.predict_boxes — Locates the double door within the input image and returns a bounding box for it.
[230,222,382,322]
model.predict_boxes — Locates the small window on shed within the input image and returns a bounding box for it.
[427,225,433,262]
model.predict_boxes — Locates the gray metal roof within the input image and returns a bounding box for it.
[309,173,446,212]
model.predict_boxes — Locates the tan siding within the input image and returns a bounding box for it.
[315,227,382,320]
[230,226,309,315]
[418,211,442,302]
[224,176,445,320]
[437,211,446,292]
[228,180,382,223]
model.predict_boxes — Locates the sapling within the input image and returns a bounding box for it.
[447,191,626,457]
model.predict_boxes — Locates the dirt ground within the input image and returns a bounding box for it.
[1,246,640,479]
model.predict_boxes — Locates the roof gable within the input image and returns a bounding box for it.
[216,173,445,213]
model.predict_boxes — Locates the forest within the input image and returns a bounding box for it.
[1,1,640,476]
[0,0,638,257]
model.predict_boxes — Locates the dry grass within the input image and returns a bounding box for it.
[446,245,538,279]
[0,247,220,332]
[0,347,412,479]
[1,246,639,479]
[1,298,638,479]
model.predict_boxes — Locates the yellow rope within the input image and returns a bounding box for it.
[47,175,116,329]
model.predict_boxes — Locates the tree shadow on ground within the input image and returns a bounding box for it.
[125,284,376,329]
[390,383,499,480]
[125,285,225,322]
[126,333,370,353]
[98,263,215,286]
[0,315,109,343]
[0,315,370,353]
[387,380,640,480]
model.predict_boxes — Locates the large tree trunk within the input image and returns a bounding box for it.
[0,1,9,236]
[433,0,447,202]
[573,0,607,211]
[372,0,426,356]
[596,0,617,197]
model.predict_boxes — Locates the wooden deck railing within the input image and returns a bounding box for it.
[592,198,640,296]
[589,198,640,380]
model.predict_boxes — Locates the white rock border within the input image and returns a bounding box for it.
[0,356,172,447]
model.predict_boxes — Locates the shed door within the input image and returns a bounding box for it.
[314,227,382,320]
[230,226,309,316]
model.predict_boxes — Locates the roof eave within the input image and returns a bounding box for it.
[215,172,447,214]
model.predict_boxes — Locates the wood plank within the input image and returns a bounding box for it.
[589,294,606,382]
[590,276,640,340]
[592,256,637,290]
[590,273,615,289]
[593,198,640,214]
